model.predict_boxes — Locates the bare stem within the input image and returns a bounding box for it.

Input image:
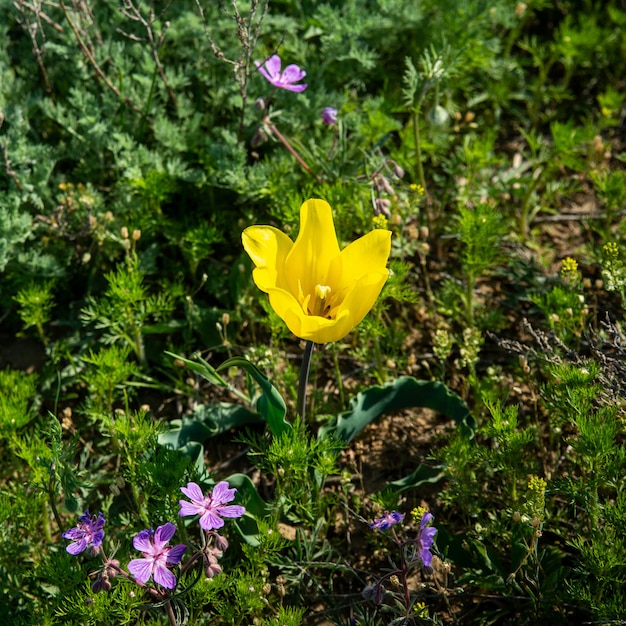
[0,132,23,191]
[267,121,322,184]
[119,1,178,109]
[59,1,140,112]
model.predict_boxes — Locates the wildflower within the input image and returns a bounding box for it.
[370,510,405,531]
[528,475,547,493]
[179,481,246,531]
[372,214,388,230]
[415,512,437,568]
[242,199,391,344]
[321,107,338,125]
[603,241,619,258]
[202,545,223,578]
[561,257,578,274]
[524,475,547,520]
[62,510,105,555]
[255,54,307,92]
[127,523,187,589]
[410,183,425,196]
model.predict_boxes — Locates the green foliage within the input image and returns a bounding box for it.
[81,345,139,414]
[243,418,341,526]
[0,367,39,436]
[14,281,56,346]
[80,252,176,363]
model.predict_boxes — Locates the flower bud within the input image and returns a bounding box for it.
[374,197,391,217]
[214,533,229,552]
[251,127,268,148]
[321,107,338,125]
[393,163,405,179]
[375,174,395,196]
[428,105,450,127]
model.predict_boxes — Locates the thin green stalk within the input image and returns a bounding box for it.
[411,109,427,196]
[372,335,385,384]
[42,498,52,543]
[48,462,63,532]
[465,272,475,328]
[331,343,345,409]
[297,341,315,421]
[418,251,434,306]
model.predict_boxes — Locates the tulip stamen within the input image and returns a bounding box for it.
[303,284,334,319]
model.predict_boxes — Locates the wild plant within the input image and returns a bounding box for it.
[362,507,442,625]
[80,248,175,364]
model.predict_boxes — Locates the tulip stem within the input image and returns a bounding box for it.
[297,341,315,420]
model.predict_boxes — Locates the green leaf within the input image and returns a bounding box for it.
[165,351,229,387]
[390,463,445,492]
[158,403,264,474]
[226,473,269,546]
[159,402,263,446]
[218,357,290,437]
[318,376,475,443]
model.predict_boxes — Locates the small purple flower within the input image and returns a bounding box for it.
[370,510,405,531]
[127,522,186,589]
[255,54,307,92]
[62,510,105,555]
[321,107,338,125]
[179,481,246,531]
[416,512,437,567]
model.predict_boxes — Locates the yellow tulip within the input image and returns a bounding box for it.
[242,199,392,344]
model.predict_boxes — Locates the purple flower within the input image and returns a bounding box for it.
[62,510,105,555]
[179,481,246,531]
[127,522,186,589]
[254,54,307,92]
[416,512,437,567]
[321,107,338,125]
[370,510,405,531]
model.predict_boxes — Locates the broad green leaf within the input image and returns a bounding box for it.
[158,403,264,474]
[218,357,290,437]
[390,463,445,492]
[165,351,229,387]
[318,376,475,443]
[226,473,269,546]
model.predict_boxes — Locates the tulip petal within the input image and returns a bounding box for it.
[330,229,391,297]
[285,199,340,299]
[332,270,389,334]
[242,225,293,292]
